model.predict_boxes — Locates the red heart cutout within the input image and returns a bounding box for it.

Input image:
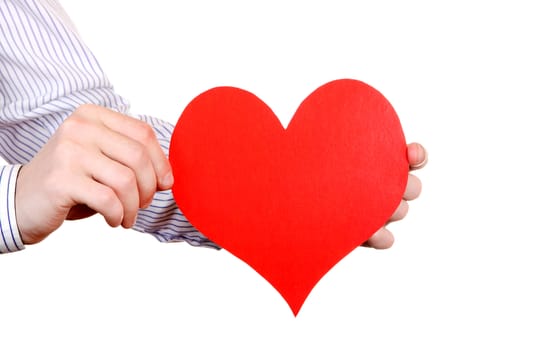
[170,79,408,315]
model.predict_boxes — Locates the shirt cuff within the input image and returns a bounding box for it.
[0,164,25,254]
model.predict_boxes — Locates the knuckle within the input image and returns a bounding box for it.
[130,143,151,170]
[58,116,82,136]
[73,103,96,116]
[129,143,151,168]
[117,169,137,192]
[139,122,156,142]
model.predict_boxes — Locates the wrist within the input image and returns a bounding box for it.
[0,164,25,253]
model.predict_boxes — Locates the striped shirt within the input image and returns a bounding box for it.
[0,0,218,253]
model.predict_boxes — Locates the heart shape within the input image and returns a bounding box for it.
[169,79,408,315]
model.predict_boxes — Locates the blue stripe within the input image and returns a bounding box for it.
[28,3,65,101]
[0,167,11,252]
[135,215,194,229]
[39,5,84,92]
[0,7,35,111]
[7,122,47,152]
[33,5,75,94]
[0,130,36,162]
[17,4,56,96]
[137,206,178,217]
[6,166,23,250]
[20,120,52,143]
[0,0,215,251]
[10,4,49,96]
[143,202,178,210]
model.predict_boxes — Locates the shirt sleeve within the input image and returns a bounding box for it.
[0,0,218,251]
[0,164,25,253]
[131,115,220,249]
[0,109,220,251]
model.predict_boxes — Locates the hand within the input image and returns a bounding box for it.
[15,104,174,245]
[363,142,428,249]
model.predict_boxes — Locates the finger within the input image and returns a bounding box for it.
[88,125,157,208]
[404,173,422,201]
[89,106,173,190]
[389,200,409,222]
[69,177,124,228]
[90,155,141,228]
[61,113,159,207]
[408,142,428,170]
[363,227,394,249]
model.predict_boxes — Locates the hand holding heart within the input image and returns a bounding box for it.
[365,142,425,249]
[14,80,427,315]
[170,79,427,314]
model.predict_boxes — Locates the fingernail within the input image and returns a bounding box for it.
[410,145,428,170]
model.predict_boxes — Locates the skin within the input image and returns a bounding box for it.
[15,104,427,248]
[16,104,174,244]
[363,142,427,249]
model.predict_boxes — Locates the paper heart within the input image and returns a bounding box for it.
[169,79,408,315]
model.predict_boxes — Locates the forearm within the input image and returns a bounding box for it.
[0,0,216,250]
[0,109,218,252]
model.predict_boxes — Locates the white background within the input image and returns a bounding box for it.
[2,0,538,349]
